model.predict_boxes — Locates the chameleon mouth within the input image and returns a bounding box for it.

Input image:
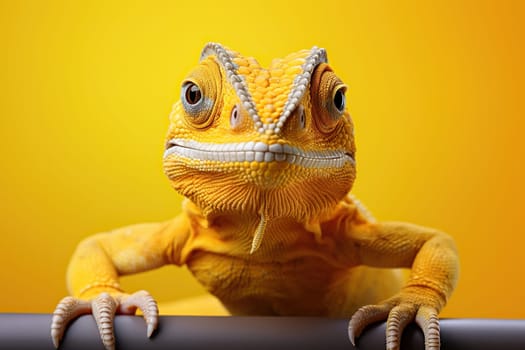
[163,138,355,168]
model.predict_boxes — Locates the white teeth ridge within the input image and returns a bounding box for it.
[164,139,354,168]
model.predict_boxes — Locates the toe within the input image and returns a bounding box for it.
[92,293,118,350]
[51,296,91,348]
[120,290,159,338]
[385,304,416,350]
[415,306,440,350]
[348,303,392,346]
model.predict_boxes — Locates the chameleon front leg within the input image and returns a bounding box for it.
[345,221,459,350]
[52,290,158,350]
[51,215,190,350]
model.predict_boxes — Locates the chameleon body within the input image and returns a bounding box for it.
[51,43,459,350]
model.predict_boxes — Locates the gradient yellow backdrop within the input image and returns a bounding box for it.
[1,0,524,318]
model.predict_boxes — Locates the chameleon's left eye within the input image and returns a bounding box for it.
[333,85,346,113]
[310,63,347,134]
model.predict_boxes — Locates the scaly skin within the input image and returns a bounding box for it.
[51,43,459,350]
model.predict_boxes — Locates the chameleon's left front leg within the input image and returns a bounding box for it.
[346,221,459,350]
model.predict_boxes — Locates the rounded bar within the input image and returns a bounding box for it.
[0,314,524,350]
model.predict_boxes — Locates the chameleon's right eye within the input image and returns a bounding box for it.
[183,82,202,105]
[180,59,222,129]
[181,80,212,125]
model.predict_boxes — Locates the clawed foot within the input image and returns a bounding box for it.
[51,290,158,350]
[348,290,441,350]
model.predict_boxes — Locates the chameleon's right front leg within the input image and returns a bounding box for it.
[52,290,158,350]
[51,216,190,350]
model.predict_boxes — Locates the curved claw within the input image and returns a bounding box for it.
[348,300,441,350]
[119,290,159,338]
[415,306,440,350]
[92,293,118,350]
[51,296,91,348]
[50,291,159,350]
[348,303,391,346]
[385,304,416,350]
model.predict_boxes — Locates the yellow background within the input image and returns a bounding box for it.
[1,0,524,318]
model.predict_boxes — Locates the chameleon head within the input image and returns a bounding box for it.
[163,43,356,223]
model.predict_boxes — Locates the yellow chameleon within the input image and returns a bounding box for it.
[51,43,459,350]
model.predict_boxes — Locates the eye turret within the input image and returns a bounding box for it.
[180,59,222,128]
[310,63,347,134]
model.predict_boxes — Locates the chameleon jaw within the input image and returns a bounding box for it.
[164,138,355,168]
[163,136,357,233]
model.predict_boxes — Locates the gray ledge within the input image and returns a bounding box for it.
[0,314,524,349]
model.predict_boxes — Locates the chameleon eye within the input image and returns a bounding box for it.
[179,59,222,129]
[183,82,202,105]
[333,86,346,113]
[310,63,347,134]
